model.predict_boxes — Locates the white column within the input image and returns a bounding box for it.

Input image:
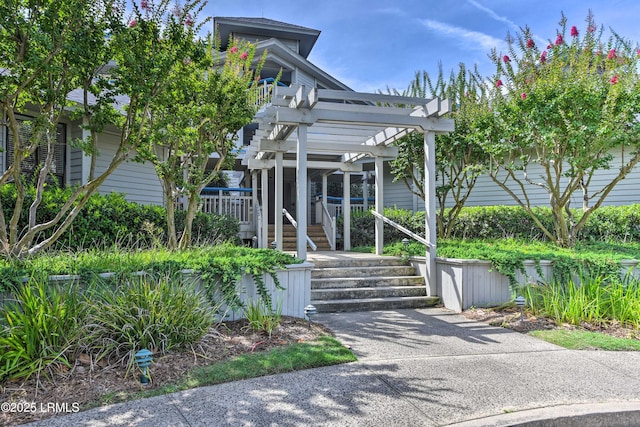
[322,174,328,203]
[275,151,284,251]
[362,172,369,211]
[374,157,384,255]
[251,171,258,244]
[296,125,308,259]
[343,172,351,251]
[424,132,437,295]
[261,167,269,248]
[307,177,312,225]
[412,166,419,212]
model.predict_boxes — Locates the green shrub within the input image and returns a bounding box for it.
[0,277,85,382]
[0,184,241,251]
[81,275,214,367]
[244,299,282,338]
[521,272,640,328]
[450,206,553,240]
[343,205,640,245]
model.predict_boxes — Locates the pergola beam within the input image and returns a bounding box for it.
[247,158,363,172]
[258,139,398,157]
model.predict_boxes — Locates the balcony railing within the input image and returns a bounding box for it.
[197,187,253,225]
[319,195,375,218]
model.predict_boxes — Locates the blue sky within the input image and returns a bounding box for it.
[203,0,640,93]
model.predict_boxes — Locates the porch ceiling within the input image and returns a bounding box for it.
[242,85,454,174]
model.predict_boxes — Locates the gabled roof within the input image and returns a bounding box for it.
[253,38,353,92]
[214,16,320,59]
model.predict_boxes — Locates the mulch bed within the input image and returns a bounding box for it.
[0,316,331,426]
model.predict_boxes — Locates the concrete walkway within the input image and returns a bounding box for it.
[26,308,640,426]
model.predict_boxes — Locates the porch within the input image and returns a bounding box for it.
[197,186,374,247]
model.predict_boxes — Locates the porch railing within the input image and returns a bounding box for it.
[283,208,317,251]
[198,187,253,225]
[321,195,375,218]
[370,210,434,249]
[320,201,336,251]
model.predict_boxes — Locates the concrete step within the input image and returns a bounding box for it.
[312,285,427,300]
[311,265,417,279]
[311,275,424,289]
[313,296,440,313]
[310,256,408,269]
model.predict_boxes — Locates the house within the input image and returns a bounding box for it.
[5,15,638,259]
[210,17,454,261]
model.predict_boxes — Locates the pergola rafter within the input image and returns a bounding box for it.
[245,84,453,291]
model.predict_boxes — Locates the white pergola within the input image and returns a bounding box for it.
[242,85,454,285]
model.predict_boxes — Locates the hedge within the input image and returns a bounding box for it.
[345,204,640,246]
[0,185,240,251]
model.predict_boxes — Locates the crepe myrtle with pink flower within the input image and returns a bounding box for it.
[481,11,640,248]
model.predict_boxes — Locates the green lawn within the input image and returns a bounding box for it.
[530,329,640,351]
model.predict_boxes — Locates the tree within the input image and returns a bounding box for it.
[138,34,264,249]
[477,12,640,247]
[0,0,207,257]
[388,65,489,238]
[0,0,122,257]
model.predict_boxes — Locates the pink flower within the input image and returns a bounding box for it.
[502,55,510,63]
[555,34,563,45]
[587,24,596,33]
[129,19,136,27]
[240,51,248,60]
[610,75,619,84]
[521,93,527,100]
[229,46,238,54]
[607,49,617,60]
[637,49,640,57]
[185,13,193,27]
[527,39,535,48]
[496,79,503,88]
[570,26,579,37]
[547,43,552,49]
[140,0,149,10]
[540,51,547,63]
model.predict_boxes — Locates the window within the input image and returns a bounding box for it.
[5,116,66,186]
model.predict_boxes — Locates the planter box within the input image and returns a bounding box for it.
[435,258,554,313]
[1,263,314,320]
[228,262,313,320]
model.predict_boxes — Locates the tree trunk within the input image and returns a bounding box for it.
[162,178,178,250]
[178,193,200,249]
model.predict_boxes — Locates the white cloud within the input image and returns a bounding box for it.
[419,19,506,52]
[466,0,520,33]
[466,0,547,48]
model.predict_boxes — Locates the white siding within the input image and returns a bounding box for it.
[463,146,640,207]
[382,162,416,210]
[234,33,299,53]
[68,120,84,186]
[295,69,315,88]
[95,133,164,205]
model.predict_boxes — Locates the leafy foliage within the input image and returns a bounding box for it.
[522,272,640,328]
[387,66,490,238]
[348,205,640,246]
[80,275,214,367]
[136,11,265,248]
[244,299,283,338]
[0,185,240,251]
[476,12,640,247]
[0,278,85,382]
